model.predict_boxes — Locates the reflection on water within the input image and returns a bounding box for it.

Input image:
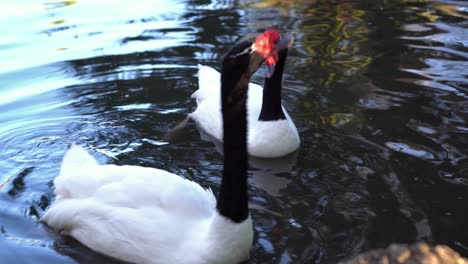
[0,0,467,263]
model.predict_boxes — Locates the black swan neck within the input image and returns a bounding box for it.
[258,49,288,121]
[216,66,249,223]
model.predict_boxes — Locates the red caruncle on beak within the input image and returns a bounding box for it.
[265,53,278,66]
[254,29,281,59]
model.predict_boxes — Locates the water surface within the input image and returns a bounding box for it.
[0,0,467,263]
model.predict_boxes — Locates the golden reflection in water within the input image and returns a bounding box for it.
[244,0,373,88]
[433,4,468,20]
[44,0,77,10]
[403,0,468,21]
[242,0,315,16]
[300,1,372,87]
[242,0,376,128]
[50,19,65,25]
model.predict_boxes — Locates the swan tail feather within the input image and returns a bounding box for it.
[192,64,221,104]
[54,144,99,198]
[60,144,98,176]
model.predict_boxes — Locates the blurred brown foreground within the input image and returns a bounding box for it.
[340,243,467,264]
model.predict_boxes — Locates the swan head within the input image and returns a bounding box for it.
[259,30,293,78]
[222,29,294,79]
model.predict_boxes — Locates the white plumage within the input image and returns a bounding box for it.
[42,144,253,264]
[42,28,293,264]
[190,64,300,158]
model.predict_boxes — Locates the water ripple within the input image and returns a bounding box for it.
[0,0,467,263]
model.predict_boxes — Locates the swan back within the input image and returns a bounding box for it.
[191,64,300,158]
[43,146,243,264]
[191,65,264,142]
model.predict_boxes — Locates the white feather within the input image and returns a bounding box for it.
[191,64,300,158]
[43,145,253,264]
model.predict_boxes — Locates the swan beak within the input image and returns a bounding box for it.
[276,33,294,51]
[266,33,294,78]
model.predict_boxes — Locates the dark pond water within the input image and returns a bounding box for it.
[0,0,467,263]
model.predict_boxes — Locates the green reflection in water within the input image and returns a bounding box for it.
[241,0,376,129]
[300,1,372,88]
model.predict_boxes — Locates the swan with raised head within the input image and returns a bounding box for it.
[42,29,293,264]
[191,44,300,158]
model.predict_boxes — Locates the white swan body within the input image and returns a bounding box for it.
[191,64,300,158]
[42,29,293,264]
[42,145,253,264]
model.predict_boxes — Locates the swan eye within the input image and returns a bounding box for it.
[248,45,255,54]
[230,45,254,58]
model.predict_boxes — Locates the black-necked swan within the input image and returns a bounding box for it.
[191,44,300,158]
[42,29,293,264]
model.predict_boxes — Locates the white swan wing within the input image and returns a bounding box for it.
[43,146,217,263]
[42,146,216,263]
[46,166,217,227]
[43,197,212,264]
[51,145,216,215]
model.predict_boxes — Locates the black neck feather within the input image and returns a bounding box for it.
[216,48,262,223]
[258,49,288,121]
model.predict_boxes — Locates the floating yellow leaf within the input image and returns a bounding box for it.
[419,11,439,22]
[50,19,65,25]
[322,113,354,128]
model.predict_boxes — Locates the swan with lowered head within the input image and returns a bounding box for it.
[42,29,293,264]
[191,44,300,158]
